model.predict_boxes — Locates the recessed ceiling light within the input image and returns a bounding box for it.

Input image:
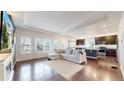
[102,25,107,28]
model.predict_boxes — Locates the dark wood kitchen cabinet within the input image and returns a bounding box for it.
[95,35,117,45]
[105,35,117,44]
[106,49,117,57]
[76,39,85,45]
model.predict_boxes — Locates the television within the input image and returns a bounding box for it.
[0,11,3,50]
[0,11,16,53]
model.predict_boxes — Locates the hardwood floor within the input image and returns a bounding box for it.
[12,57,123,81]
[12,58,66,81]
[71,57,123,81]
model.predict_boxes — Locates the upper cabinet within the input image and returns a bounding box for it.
[76,39,85,45]
[95,35,117,45]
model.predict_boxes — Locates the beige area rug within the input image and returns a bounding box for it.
[45,59,85,80]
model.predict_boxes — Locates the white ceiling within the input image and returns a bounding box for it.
[9,11,122,38]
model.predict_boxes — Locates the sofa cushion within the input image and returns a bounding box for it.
[65,49,71,54]
[69,55,78,59]
[72,49,78,55]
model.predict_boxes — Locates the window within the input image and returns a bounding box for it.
[86,37,95,48]
[68,40,75,48]
[44,40,50,51]
[35,38,53,52]
[20,37,31,54]
[35,38,44,52]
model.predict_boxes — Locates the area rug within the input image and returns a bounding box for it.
[45,59,85,80]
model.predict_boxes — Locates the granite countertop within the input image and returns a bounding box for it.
[0,53,11,63]
[86,48,99,50]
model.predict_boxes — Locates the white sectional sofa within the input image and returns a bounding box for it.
[61,49,87,64]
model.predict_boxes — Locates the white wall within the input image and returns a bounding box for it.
[16,27,70,62]
[118,13,124,79]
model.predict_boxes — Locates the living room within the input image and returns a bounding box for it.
[0,11,124,81]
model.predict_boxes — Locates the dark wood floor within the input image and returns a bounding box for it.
[12,57,123,81]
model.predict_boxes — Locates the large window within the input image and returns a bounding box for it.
[35,38,53,52]
[68,40,75,48]
[20,37,55,54]
[20,37,31,54]
[35,38,44,52]
[86,37,95,48]
[44,40,52,51]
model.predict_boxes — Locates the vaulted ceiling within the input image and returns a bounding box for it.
[9,11,122,38]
